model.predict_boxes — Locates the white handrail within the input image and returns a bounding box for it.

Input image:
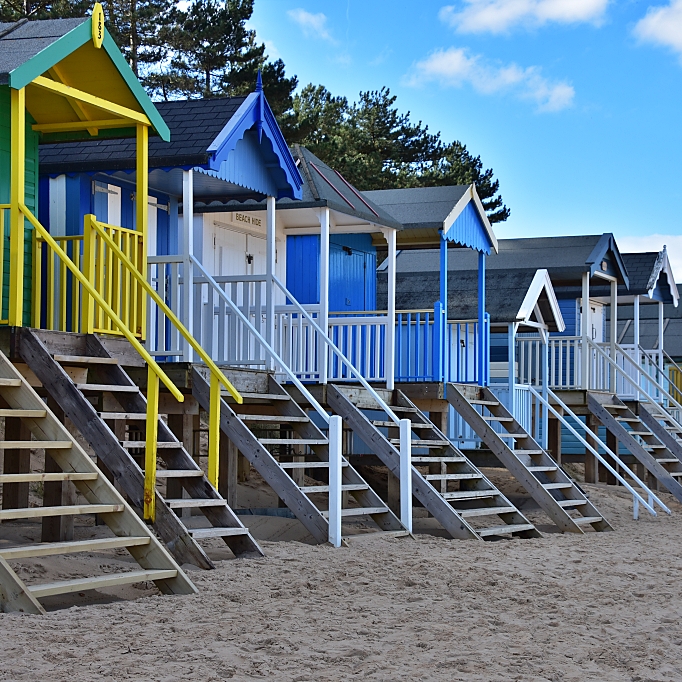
[528,385,670,518]
[190,256,330,424]
[638,344,682,403]
[273,275,404,427]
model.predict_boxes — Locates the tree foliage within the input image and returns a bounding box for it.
[0,0,90,21]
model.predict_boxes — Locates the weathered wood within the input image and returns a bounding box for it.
[584,414,598,484]
[2,417,31,510]
[637,404,682,463]
[218,434,238,507]
[0,536,150,560]
[0,557,45,614]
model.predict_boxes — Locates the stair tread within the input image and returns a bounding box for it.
[389,439,450,446]
[0,378,22,387]
[77,383,138,393]
[481,415,514,422]
[165,499,227,509]
[121,441,182,449]
[527,466,558,472]
[412,456,466,463]
[514,450,544,455]
[300,483,369,493]
[259,438,327,445]
[278,461,348,469]
[477,523,536,537]
[152,469,204,478]
[372,421,430,428]
[0,472,97,483]
[655,458,680,463]
[0,536,150,560]
[225,392,290,401]
[29,569,178,599]
[0,504,124,521]
[458,506,516,518]
[573,516,603,525]
[498,433,531,438]
[470,399,499,406]
[0,440,72,449]
[100,412,159,420]
[0,409,46,418]
[54,355,119,365]
[188,527,249,539]
[543,482,573,490]
[322,506,389,518]
[425,473,481,481]
[443,490,496,501]
[557,499,587,507]
[237,414,310,423]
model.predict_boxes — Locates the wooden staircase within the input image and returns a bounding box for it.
[191,369,408,544]
[0,349,196,614]
[18,329,263,569]
[588,393,682,503]
[447,383,612,533]
[326,385,541,540]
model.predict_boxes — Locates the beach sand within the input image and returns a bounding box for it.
[1,480,682,681]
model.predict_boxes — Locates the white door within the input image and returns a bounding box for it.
[214,225,247,276]
[246,233,266,275]
[590,301,604,342]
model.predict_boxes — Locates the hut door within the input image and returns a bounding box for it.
[213,225,247,276]
[590,301,604,342]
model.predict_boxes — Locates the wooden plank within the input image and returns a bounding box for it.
[0,556,45,615]
[165,499,227,509]
[0,409,45,418]
[0,504,124,521]
[30,569,178,599]
[0,378,21,387]
[0,536,150,560]
[54,355,118,365]
[76,383,139,393]
[2,417,31,510]
[0,441,72,449]
[637,404,682,463]
[0,472,97,483]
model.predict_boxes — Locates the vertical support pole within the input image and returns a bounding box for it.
[508,322,516,417]
[82,215,95,334]
[633,294,640,362]
[328,414,342,547]
[9,87,25,328]
[610,278,617,393]
[265,196,276,370]
[2,418,30,510]
[144,365,158,521]
[541,330,549,449]
[136,124,149,340]
[399,418,413,533]
[182,169,194,362]
[208,371,220,488]
[433,236,447,382]
[385,229,396,390]
[658,300,664,369]
[581,272,590,390]
[478,251,486,387]
[319,208,330,384]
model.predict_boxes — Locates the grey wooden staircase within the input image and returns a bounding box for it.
[447,383,612,533]
[588,393,682,503]
[327,385,541,540]
[18,329,262,569]
[192,369,408,544]
[0,348,196,614]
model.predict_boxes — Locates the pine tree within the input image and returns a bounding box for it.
[0,0,90,21]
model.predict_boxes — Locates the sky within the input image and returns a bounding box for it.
[248,0,682,277]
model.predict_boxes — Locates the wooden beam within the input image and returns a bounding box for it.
[32,118,134,134]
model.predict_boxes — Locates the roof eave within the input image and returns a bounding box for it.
[441,184,498,254]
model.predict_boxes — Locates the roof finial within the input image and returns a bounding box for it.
[256,69,263,92]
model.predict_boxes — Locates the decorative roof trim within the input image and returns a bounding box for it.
[7,18,169,141]
[586,233,629,288]
[517,269,565,332]
[441,184,498,253]
[648,246,679,307]
[207,90,302,200]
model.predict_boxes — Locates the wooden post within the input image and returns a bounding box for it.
[508,323,516,417]
[182,169,194,362]
[319,208,330,384]
[387,468,400,517]
[581,272,590,390]
[604,430,618,485]
[385,228,396,390]
[2,418,31,509]
[610,278,617,393]
[658,301,665,369]
[584,414,598,484]
[218,433,238,507]
[547,413,562,465]
[168,413,194,515]
[9,87,25,327]
[265,196,276,370]
[478,251,486,387]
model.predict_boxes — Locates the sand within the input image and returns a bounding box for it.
[1,481,682,682]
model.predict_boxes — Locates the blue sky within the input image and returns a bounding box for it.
[248,0,682,275]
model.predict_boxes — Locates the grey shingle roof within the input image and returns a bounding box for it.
[39,97,246,173]
[363,186,468,230]
[0,18,87,83]
[620,252,666,296]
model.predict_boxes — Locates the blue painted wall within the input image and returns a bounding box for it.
[286,233,377,311]
[556,298,578,336]
[444,202,493,255]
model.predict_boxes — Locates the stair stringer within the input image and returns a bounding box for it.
[636,403,682,462]
[447,383,612,533]
[326,385,482,540]
[588,393,682,504]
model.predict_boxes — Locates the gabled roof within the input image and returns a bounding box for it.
[621,249,679,306]
[363,184,497,253]
[0,16,169,141]
[378,255,563,331]
[39,90,303,200]
[194,145,402,230]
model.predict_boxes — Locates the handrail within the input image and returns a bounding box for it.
[190,255,330,424]
[637,344,682,403]
[272,275,403,427]
[663,348,682,376]
[529,384,670,518]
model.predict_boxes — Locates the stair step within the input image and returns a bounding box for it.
[0,472,97,483]
[0,409,46,418]
[259,438,328,445]
[322,507,389,518]
[121,441,183,449]
[542,482,573,490]
[514,450,544,455]
[669,472,682,477]
[300,483,369,493]
[54,355,119,366]
[237,414,310,423]
[527,466,558,473]
[0,440,72,449]
[0,378,21,387]
[645,444,667,449]
[481,415,514,422]
[616,417,641,423]
[604,404,628,410]
[557,499,587,508]
[0,536,150,560]
[372,421,431,429]
[424,473,481,481]
[477,523,536,537]
[499,433,530,439]
[188,527,250,539]
[0,504,124,521]
[412,456,466,463]
[628,431,652,436]
[29,569,178,599]
[573,516,603,525]
[225,392,290,401]
[389,439,450,447]
[77,384,138,393]
[278,461,348,469]
[165,499,227,509]
[458,506,516,518]
[100,412,153,420]
[386,406,417,413]
[655,458,680,464]
[443,490,496,501]
[469,399,499,406]
[344,530,411,541]
[152,469,204,478]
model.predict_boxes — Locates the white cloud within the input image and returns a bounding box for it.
[287,8,339,44]
[440,0,609,34]
[634,1,682,59]
[617,235,682,284]
[405,47,574,112]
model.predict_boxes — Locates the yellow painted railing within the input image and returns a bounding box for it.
[21,207,242,520]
